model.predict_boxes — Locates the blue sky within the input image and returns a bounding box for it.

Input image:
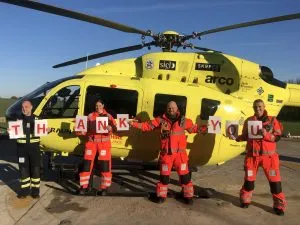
[0,0,299,98]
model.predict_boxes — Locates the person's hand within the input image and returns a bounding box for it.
[257,128,266,137]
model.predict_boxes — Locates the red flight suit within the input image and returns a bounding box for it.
[237,110,287,211]
[131,113,198,199]
[79,110,117,190]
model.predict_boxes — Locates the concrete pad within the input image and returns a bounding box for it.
[0,138,299,225]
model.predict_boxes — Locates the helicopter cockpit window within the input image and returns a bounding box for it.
[84,86,138,118]
[41,85,80,119]
[200,98,221,120]
[153,94,187,117]
[5,75,83,120]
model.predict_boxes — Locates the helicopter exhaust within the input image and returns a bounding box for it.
[285,83,300,107]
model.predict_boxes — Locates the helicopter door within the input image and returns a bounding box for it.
[37,83,83,154]
[83,84,142,158]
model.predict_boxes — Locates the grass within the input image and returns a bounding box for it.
[0,98,16,117]
[281,121,300,136]
[0,98,16,131]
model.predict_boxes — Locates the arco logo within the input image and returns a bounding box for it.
[205,75,234,86]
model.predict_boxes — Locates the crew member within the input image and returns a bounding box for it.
[15,99,41,198]
[79,99,117,195]
[129,101,198,204]
[233,99,287,215]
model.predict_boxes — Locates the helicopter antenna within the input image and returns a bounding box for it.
[85,53,89,69]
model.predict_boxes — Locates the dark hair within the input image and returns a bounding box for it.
[253,99,264,106]
[22,98,32,105]
[95,99,104,105]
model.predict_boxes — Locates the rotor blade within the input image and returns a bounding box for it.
[0,0,150,36]
[193,46,220,53]
[186,13,300,39]
[53,42,154,68]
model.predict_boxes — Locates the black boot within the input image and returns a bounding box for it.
[99,189,108,196]
[148,193,166,204]
[17,193,28,199]
[17,189,29,199]
[31,187,40,199]
[78,187,88,195]
[184,197,194,205]
[273,208,284,216]
[241,203,250,208]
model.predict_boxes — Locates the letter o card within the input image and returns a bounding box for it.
[34,119,48,136]
[75,115,87,132]
[226,121,239,139]
[117,114,129,131]
[8,120,24,139]
[208,116,221,134]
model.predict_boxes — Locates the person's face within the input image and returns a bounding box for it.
[166,102,178,117]
[22,101,33,116]
[253,101,265,118]
[95,102,104,113]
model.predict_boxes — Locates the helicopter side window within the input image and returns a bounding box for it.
[153,94,187,117]
[200,98,221,120]
[41,85,80,119]
[84,86,138,119]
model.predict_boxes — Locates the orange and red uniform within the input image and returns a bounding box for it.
[237,110,287,211]
[79,109,117,190]
[131,113,198,199]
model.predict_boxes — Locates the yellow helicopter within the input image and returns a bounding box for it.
[3,1,300,172]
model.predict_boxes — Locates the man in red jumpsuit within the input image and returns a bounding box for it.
[78,99,117,195]
[129,101,198,204]
[233,99,287,215]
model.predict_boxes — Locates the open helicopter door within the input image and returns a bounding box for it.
[35,79,84,155]
[82,81,143,159]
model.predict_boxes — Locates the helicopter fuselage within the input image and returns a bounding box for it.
[6,51,300,166]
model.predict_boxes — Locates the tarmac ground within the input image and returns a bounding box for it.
[0,137,299,225]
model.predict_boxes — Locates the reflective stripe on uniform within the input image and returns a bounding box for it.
[21,177,31,183]
[31,183,40,188]
[17,139,40,143]
[21,183,31,188]
[101,177,111,181]
[80,181,89,185]
[31,178,40,182]
[101,182,111,187]
[91,137,110,142]
[253,149,276,155]
[241,192,252,203]
[80,176,90,181]
[158,191,167,197]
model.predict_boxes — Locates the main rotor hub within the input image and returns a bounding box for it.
[157,30,183,52]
